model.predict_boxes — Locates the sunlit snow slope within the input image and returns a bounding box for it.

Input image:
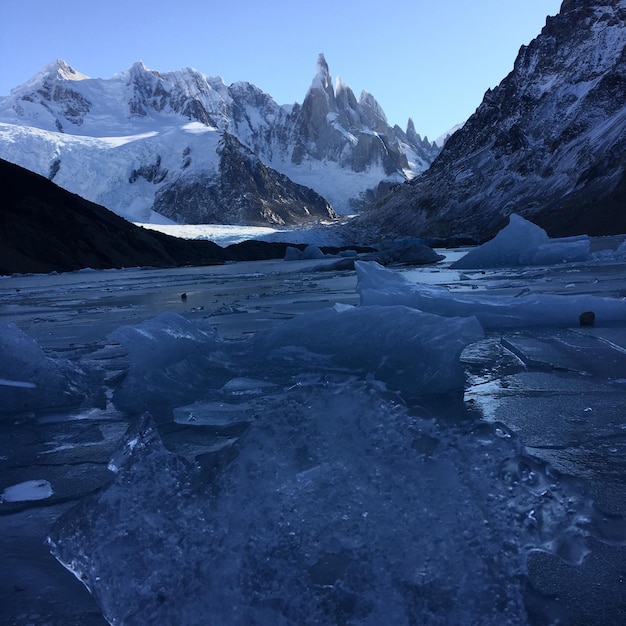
[0,56,439,223]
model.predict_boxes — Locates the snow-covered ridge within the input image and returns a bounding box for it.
[0,55,440,223]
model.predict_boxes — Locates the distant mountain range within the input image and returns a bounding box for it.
[0,55,439,226]
[357,0,626,241]
[3,0,624,247]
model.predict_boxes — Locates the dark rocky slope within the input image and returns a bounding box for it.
[358,0,626,242]
[0,159,307,274]
[154,133,336,225]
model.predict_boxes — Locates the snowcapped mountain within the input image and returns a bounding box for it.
[358,0,626,241]
[0,56,438,224]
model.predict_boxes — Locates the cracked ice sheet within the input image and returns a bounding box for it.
[463,329,626,515]
[0,258,358,348]
[48,392,604,626]
[356,261,626,329]
[1,246,626,624]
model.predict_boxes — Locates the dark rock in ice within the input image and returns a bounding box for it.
[579,311,595,326]
[300,244,326,260]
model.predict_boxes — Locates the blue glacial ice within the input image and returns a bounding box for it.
[253,304,483,395]
[49,393,598,626]
[451,213,591,269]
[107,312,232,414]
[0,321,87,415]
[106,304,484,409]
[1,479,54,503]
[42,295,625,625]
[356,260,626,329]
[2,252,616,624]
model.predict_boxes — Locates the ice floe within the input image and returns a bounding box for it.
[451,213,591,269]
[356,260,626,329]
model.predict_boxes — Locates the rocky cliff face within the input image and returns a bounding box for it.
[290,55,438,176]
[154,133,336,225]
[0,56,438,224]
[358,0,626,241]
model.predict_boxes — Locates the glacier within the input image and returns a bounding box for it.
[1,243,626,624]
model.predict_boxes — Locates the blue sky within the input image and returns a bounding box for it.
[0,0,563,139]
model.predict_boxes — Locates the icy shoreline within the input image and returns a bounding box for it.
[1,246,626,625]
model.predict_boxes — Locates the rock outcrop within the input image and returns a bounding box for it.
[358,0,626,241]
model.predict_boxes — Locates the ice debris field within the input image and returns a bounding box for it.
[1,216,626,625]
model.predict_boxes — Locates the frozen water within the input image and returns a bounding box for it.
[283,245,303,261]
[300,244,327,260]
[283,244,327,261]
[107,312,231,414]
[1,248,626,624]
[253,304,483,395]
[106,303,482,413]
[452,214,548,269]
[48,400,596,626]
[357,260,626,329]
[451,214,591,269]
[617,239,626,258]
[1,479,53,503]
[0,321,86,415]
[520,238,590,266]
[172,400,254,427]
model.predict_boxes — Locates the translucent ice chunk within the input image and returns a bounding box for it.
[300,245,326,260]
[519,238,591,266]
[0,322,84,415]
[283,245,302,261]
[1,479,53,503]
[451,214,591,269]
[0,378,37,389]
[108,312,231,412]
[356,261,626,329]
[452,214,549,269]
[221,377,279,395]
[48,386,609,626]
[253,303,483,395]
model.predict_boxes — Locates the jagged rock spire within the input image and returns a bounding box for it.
[308,53,335,103]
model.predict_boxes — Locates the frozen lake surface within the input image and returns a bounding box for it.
[1,245,626,625]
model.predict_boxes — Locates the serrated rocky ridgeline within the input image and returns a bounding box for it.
[0,55,438,225]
